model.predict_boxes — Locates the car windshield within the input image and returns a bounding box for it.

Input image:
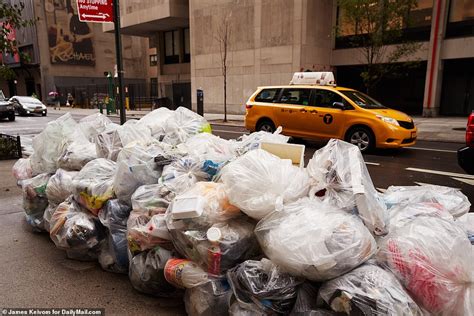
[16,96,43,104]
[340,90,387,109]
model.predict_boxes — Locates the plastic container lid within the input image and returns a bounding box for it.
[207,227,222,242]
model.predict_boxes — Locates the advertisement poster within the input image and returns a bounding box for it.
[44,0,95,66]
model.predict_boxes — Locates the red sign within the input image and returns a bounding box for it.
[77,0,114,23]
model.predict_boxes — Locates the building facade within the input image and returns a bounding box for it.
[1,0,149,108]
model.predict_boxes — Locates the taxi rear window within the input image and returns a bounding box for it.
[255,88,280,103]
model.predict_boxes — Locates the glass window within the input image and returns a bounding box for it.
[279,88,311,105]
[312,90,345,108]
[149,54,157,66]
[254,88,281,103]
[164,30,179,64]
[447,0,474,38]
[340,90,387,109]
[183,28,190,63]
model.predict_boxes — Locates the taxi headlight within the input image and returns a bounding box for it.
[376,115,399,126]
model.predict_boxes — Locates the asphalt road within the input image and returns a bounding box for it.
[0,111,472,313]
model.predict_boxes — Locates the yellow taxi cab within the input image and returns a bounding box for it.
[245,72,417,152]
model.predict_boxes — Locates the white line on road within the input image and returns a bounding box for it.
[365,162,380,166]
[406,167,474,180]
[212,129,249,135]
[414,181,460,189]
[406,147,457,153]
[451,177,474,186]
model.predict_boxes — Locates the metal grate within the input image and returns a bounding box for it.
[0,134,22,160]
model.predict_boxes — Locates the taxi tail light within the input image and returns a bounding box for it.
[246,104,253,109]
[466,112,474,147]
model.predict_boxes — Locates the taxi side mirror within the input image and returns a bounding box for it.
[333,101,345,110]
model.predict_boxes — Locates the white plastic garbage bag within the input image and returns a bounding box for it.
[455,213,474,244]
[12,158,33,183]
[384,184,471,218]
[113,142,164,203]
[234,126,290,156]
[45,169,78,205]
[161,107,212,145]
[387,202,454,231]
[184,133,236,163]
[306,139,387,236]
[58,138,97,171]
[318,263,423,316]
[95,120,152,161]
[72,158,116,215]
[30,112,78,174]
[220,149,311,220]
[255,198,377,281]
[78,113,112,141]
[377,216,474,315]
[138,107,173,138]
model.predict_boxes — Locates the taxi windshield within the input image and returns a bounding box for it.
[341,90,387,109]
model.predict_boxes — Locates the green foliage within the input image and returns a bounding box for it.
[337,0,422,93]
[0,1,36,80]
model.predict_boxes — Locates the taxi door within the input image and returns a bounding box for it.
[272,88,313,136]
[302,89,347,139]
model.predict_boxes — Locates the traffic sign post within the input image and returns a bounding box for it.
[77,0,126,124]
[77,0,114,23]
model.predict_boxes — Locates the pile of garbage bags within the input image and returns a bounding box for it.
[11,109,473,315]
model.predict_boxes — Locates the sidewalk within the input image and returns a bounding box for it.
[48,107,468,143]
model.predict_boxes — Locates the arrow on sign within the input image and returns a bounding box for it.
[81,13,110,19]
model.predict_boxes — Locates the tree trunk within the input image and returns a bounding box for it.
[224,72,227,122]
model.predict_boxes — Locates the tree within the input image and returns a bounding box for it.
[0,1,36,80]
[336,0,421,94]
[214,13,232,122]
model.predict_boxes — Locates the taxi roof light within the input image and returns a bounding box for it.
[290,72,336,86]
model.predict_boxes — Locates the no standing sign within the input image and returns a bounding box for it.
[77,0,114,23]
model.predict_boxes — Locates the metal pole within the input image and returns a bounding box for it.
[113,0,126,124]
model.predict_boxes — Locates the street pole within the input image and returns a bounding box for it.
[113,0,126,124]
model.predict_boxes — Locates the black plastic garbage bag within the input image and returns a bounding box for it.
[227,258,303,315]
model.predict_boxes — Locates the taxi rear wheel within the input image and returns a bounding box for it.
[256,119,276,133]
[346,126,374,152]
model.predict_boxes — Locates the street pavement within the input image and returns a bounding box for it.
[0,110,472,314]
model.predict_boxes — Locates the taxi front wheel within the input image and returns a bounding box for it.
[345,126,374,153]
[256,119,276,133]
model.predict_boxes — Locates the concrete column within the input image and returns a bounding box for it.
[422,0,449,117]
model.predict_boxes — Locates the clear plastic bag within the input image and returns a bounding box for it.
[138,107,173,138]
[78,113,112,141]
[131,183,177,211]
[234,127,290,156]
[291,283,338,316]
[376,216,474,315]
[113,142,164,204]
[161,107,212,145]
[318,263,423,316]
[98,199,131,273]
[387,202,454,231]
[21,173,51,231]
[166,182,260,275]
[58,138,97,171]
[384,184,471,218]
[220,149,311,220]
[45,169,78,205]
[30,112,78,174]
[455,213,474,244]
[159,156,211,196]
[184,133,236,164]
[128,247,183,297]
[255,198,376,281]
[229,301,266,316]
[43,203,58,233]
[49,198,105,256]
[12,158,33,183]
[94,120,152,161]
[164,258,210,289]
[72,158,116,215]
[227,258,303,315]
[306,139,387,236]
[184,277,232,316]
